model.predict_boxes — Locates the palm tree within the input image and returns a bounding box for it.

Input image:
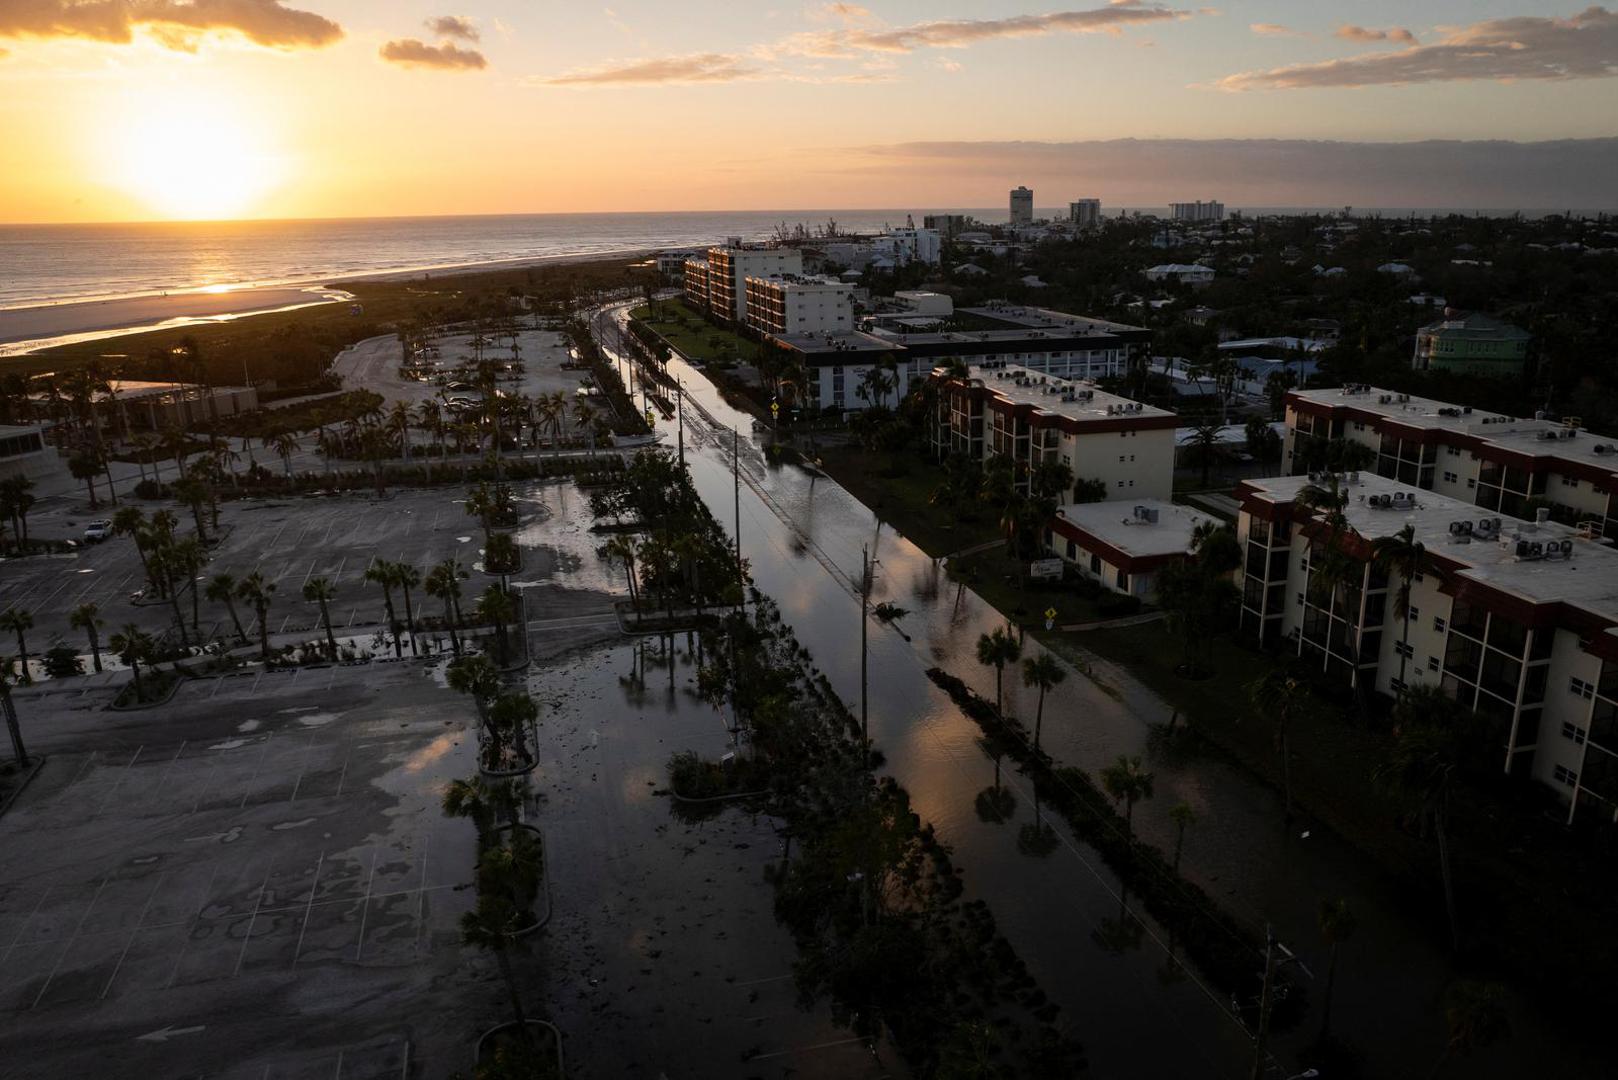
[486,691,537,770]
[170,537,207,634]
[1372,523,1428,695]
[477,585,516,665]
[442,775,501,849]
[425,559,468,655]
[1101,755,1155,837]
[975,628,1022,715]
[1316,897,1358,1045]
[364,560,402,658]
[460,870,533,1046]
[601,534,641,613]
[1250,667,1306,821]
[1020,652,1066,754]
[447,653,501,723]
[269,431,299,479]
[0,609,33,685]
[172,473,210,542]
[1169,801,1197,874]
[0,657,27,767]
[206,574,249,644]
[237,572,276,660]
[394,562,421,657]
[1377,684,1474,953]
[70,603,105,672]
[302,577,340,660]
[1432,980,1510,1078]
[110,624,154,702]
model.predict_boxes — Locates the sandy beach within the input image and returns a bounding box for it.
[0,248,654,356]
[0,285,350,351]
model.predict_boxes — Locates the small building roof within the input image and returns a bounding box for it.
[1053,499,1216,564]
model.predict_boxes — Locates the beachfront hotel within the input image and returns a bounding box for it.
[1236,471,1618,822]
[930,364,1177,500]
[1283,385,1618,540]
[742,274,853,336]
[683,244,804,325]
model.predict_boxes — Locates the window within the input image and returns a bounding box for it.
[1297,593,1305,607]
[1571,677,1596,700]
[1553,764,1578,787]
[1119,455,1126,463]
[1467,479,1476,489]
[1390,677,1406,693]
[1562,721,1588,745]
[1443,472,1458,484]
[1434,616,1446,633]
[1428,655,1441,671]
[1395,641,1414,659]
[1408,606,1420,621]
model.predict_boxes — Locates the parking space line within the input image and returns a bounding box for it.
[93,746,145,818]
[300,558,319,590]
[412,831,430,956]
[31,875,111,1007]
[100,873,167,999]
[290,852,325,965]
[165,862,224,989]
[333,1050,344,1078]
[239,733,275,808]
[233,862,275,976]
[210,677,226,699]
[333,754,350,798]
[189,753,224,814]
[0,885,56,966]
[155,740,189,791]
[326,666,339,690]
[353,850,380,961]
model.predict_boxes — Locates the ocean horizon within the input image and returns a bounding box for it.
[3,206,1611,311]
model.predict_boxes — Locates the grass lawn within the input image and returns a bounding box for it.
[814,445,1000,558]
[630,299,765,364]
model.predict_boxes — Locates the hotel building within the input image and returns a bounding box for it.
[1069,199,1101,229]
[1236,471,1618,822]
[683,245,803,324]
[742,274,853,336]
[931,364,1177,500]
[1010,186,1034,226]
[1171,200,1226,223]
[1284,385,1618,540]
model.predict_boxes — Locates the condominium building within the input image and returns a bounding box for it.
[686,245,803,324]
[1046,499,1216,600]
[1283,385,1618,540]
[930,364,1177,499]
[1171,200,1226,223]
[1010,186,1034,226]
[873,227,943,266]
[923,214,969,238]
[1412,312,1531,378]
[1069,199,1101,229]
[743,274,853,336]
[1235,471,1618,822]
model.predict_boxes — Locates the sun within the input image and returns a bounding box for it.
[105,92,285,221]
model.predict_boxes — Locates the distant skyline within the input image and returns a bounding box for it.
[2,2,1616,223]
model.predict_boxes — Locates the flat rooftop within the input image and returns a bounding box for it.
[969,364,1174,423]
[1243,472,1618,617]
[1289,385,1618,471]
[1055,499,1214,558]
[771,330,896,357]
[960,304,1147,336]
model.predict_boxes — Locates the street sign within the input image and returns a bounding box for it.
[770,401,780,416]
[1045,607,1058,621]
[644,408,656,426]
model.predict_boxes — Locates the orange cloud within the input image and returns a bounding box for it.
[544,52,757,85]
[1336,25,1418,45]
[380,38,487,71]
[0,0,342,50]
[426,15,479,42]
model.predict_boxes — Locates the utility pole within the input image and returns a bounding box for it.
[1250,922,1275,1080]
[733,427,742,610]
[676,376,685,468]
[860,545,872,769]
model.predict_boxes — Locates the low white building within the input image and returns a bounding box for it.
[874,227,942,266]
[1145,264,1216,286]
[1046,500,1215,600]
[894,291,953,318]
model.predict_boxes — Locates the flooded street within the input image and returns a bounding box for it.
[590,305,1589,1079]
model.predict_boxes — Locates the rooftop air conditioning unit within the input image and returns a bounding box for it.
[1561,539,1574,555]
[1516,540,1531,557]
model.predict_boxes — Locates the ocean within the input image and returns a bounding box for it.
[2,207,1603,311]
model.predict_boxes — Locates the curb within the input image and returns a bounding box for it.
[0,755,47,821]
[106,671,187,711]
[474,1020,563,1077]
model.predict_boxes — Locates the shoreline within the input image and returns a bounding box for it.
[0,247,656,356]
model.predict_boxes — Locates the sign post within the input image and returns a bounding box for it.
[1045,607,1058,631]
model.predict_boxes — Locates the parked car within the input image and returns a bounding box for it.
[83,520,113,543]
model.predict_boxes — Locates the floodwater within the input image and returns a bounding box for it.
[592,307,1595,1079]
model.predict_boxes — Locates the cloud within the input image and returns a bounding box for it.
[543,3,1196,86]
[544,52,757,85]
[815,3,1193,53]
[1335,24,1418,45]
[1221,7,1618,89]
[380,38,487,70]
[855,137,1618,209]
[0,0,343,50]
[1250,23,1303,37]
[425,14,478,42]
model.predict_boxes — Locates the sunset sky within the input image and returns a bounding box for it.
[2,1,1615,223]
